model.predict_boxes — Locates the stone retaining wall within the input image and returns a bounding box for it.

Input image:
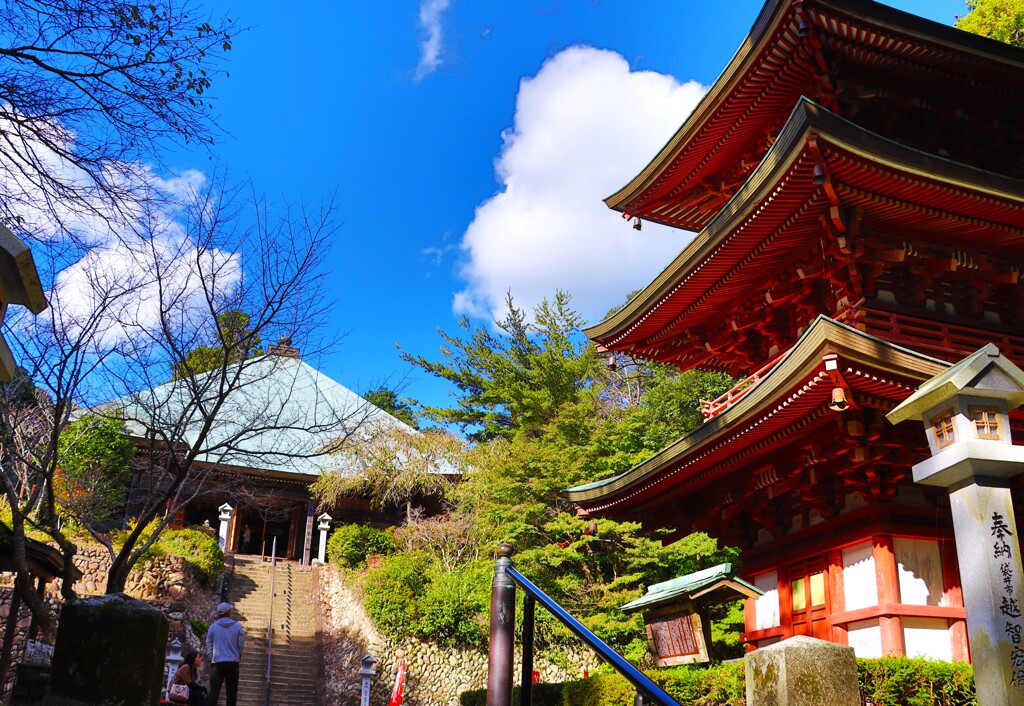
[0,546,216,701]
[314,563,599,706]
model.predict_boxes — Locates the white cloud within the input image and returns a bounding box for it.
[414,0,452,82]
[0,112,240,348]
[453,46,706,324]
[50,219,241,349]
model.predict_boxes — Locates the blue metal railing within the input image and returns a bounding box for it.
[486,543,679,706]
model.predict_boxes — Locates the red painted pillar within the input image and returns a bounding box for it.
[941,538,971,662]
[779,568,794,641]
[828,549,848,645]
[873,535,905,656]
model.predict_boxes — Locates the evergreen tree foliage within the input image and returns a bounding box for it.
[55,413,135,526]
[170,310,262,380]
[400,291,602,442]
[956,0,1024,46]
[348,289,743,658]
[362,385,419,428]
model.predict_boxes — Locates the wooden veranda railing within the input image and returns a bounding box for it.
[700,355,783,420]
[485,543,680,706]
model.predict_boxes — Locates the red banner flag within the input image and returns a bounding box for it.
[389,662,407,706]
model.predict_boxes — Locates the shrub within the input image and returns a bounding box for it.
[558,664,745,706]
[459,683,563,706]
[463,663,742,706]
[655,662,745,705]
[561,673,636,706]
[156,527,225,587]
[362,552,432,638]
[461,657,973,706]
[857,657,975,706]
[415,561,491,647]
[190,618,208,637]
[327,523,396,568]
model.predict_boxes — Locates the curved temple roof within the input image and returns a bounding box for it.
[607,0,1024,232]
[567,316,948,516]
[112,354,414,479]
[588,98,1024,360]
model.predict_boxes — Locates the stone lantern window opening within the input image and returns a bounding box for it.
[970,406,1002,440]
[930,409,957,449]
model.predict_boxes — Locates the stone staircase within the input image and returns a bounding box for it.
[225,556,316,706]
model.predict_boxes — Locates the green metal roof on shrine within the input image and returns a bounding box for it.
[109,352,417,478]
[620,563,761,613]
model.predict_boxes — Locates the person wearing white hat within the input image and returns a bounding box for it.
[206,602,245,706]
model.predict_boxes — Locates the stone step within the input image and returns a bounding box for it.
[225,557,317,706]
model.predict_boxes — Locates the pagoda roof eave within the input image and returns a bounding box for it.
[603,0,789,212]
[566,315,947,510]
[606,0,1024,230]
[586,97,1024,352]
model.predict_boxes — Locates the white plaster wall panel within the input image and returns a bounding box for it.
[843,541,878,611]
[847,619,882,658]
[753,570,780,630]
[902,617,953,661]
[894,537,944,606]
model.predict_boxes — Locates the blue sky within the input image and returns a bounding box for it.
[172,0,970,409]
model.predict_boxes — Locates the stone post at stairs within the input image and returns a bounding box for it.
[218,502,233,553]
[745,635,859,706]
[317,513,332,564]
[45,593,168,706]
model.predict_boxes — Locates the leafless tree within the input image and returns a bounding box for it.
[0,178,369,637]
[0,0,237,243]
[314,423,468,525]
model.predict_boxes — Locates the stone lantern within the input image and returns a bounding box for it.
[357,653,378,706]
[888,343,1024,705]
[217,503,233,553]
[316,513,332,564]
[164,637,183,699]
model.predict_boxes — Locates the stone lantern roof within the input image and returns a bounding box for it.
[887,343,1024,425]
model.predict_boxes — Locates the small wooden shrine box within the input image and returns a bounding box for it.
[621,563,762,666]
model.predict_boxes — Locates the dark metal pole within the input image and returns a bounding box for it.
[519,595,535,706]
[264,536,277,706]
[486,542,516,706]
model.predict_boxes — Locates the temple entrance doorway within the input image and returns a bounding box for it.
[786,556,830,640]
[236,504,298,560]
[263,518,289,559]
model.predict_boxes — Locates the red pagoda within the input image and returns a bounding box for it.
[566,0,1024,662]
